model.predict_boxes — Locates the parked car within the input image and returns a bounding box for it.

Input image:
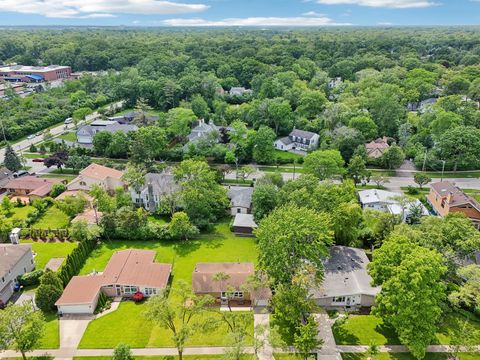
[36,132,42,136]
[32,158,44,163]
[27,134,35,140]
[13,170,28,178]
[64,117,73,124]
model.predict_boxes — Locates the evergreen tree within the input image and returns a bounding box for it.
[4,144,22,172]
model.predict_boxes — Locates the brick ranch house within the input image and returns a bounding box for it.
[427,181,480,229]
[4,176,66,202]
[192,262,270,307]
[55,249,171,314]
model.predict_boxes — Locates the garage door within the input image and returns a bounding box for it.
[58,304,94,314]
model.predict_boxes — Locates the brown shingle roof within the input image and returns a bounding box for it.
[192,262,254,293]
[56,249,171,306]
[80,163,123,181]
[430,181,480,209]
[5,176,63,194]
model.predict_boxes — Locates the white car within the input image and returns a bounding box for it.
[64,117,73,124]
[27,134,35,140]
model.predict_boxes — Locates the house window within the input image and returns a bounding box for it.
[1,277,4,283]
[237,208,241,213]
[332,296,346,303]
[80,181,87,186]
[123,286,138,294]
[145,288,157,296]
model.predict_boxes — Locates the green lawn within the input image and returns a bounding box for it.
[274,354,316,359]
[341,354,480,360]
[57,131,77,142]
[21,240,78,270]
[258,166,306,174]
[426,171,480,179]
[74,356,245,360]
[274,149,305,162]
[333,315,400,346]
[147,215,170,225]
[39,312,60,349]
[367,169,397,177]
[79,223,258,348]
[32,206,70,229]
[333,313,480,346]
[10,205,35,221]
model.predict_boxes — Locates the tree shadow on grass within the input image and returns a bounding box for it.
[332,322,361,345]
[173,239,202,257]
[375,323,401,345]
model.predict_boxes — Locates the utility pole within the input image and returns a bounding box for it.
[422,149,428,172]
[440,160,446,182]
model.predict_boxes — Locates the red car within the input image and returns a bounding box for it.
[32,158,44,163]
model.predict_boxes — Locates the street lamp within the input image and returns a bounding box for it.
[440,160,446,182]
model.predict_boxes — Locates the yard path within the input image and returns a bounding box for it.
[254,310,274,360]
[315,313,342,360]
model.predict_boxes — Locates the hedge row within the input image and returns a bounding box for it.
[18,269,44,286]
[58,238,97,287]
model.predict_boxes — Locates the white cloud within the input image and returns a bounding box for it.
[162,16,351,26]
[302,11,327,16]
[0,0,209,18]
[314,0,436,8]
[377,21,393,25]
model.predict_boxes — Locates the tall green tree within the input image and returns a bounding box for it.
[304,149,345,180]
[256,204,333,285]
[4,144,22,172]
[0,303,45,360]
[252,126,276,164]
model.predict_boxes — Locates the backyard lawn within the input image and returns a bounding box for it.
[79,222,258,348]
[21,240,77,270]
[32,206,70,229]
[333,313,480,346]
[10,205,35,221]
[274,149,304,162]
[57,131,77,142]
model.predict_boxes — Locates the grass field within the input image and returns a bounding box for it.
[32,206,70,229]
[333,313,480,346]
[274,354,316,359]
[21,240,78,270]
[39,312,60,349]
[57,131,77,142]
[78,222,258,348]
[341,354,480,360]
[274,150,305,162]
[10,205,35,221]
[73,356,249,360]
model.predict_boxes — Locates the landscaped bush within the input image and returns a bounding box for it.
[18,269,44,286]
[94,291,111,314]
[58,238,97,287]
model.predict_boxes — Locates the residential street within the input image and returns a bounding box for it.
[0,101,123,163]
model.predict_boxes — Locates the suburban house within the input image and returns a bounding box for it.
[77,120,138,145]
[232,213,257,236]
[407,98,437,112]
[0,244,35,305]
[427,181,480,229]
[328,77,342,89]
[365,137,390,158]
[358,189,429,222]
[192,262,270,307]
[227,186,254,215]
[311,246,380,310]
[67,163,125,193]
[4,176,66,201]
[274,129,320,153]
[185,119,228,146]
[108,111,159,125]
[229,87,253,96]
[130,172,180,212]
[55,249,172,314]
[55,190,94,207]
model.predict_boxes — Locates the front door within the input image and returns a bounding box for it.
[116,285,121,296]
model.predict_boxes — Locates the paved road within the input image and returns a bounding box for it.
[224,170,480,192]
[0,101,123,163]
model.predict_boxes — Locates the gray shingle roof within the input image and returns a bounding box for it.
[0,244,32,279]
[227,186,253,209]
[233,213,257,228]
[290,129,318,140]
[141,172,180,197]
[311,246,380,299]
[276,136,293,145]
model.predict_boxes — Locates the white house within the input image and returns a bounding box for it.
[358,189,429,222]
[274,129,320,153]
[311,246,380,310]
[77,120,137,145]
[130,172,180,212]
[0,244,35,304]
[227,186,254,215]
[67,163,125,193]
[229,87,253,96]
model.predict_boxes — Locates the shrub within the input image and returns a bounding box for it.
[18,269,44,286]
[36,283,63,312]
[94,291,111,314]
[406,185,420,195]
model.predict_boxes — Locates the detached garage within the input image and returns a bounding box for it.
[232,214,257,236]
[55,276,102,315]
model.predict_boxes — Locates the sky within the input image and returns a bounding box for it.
[0,0,477,27]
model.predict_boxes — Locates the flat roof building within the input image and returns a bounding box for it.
[0,65,72,81]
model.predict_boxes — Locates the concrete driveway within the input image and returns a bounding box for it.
[59,317,92,350]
